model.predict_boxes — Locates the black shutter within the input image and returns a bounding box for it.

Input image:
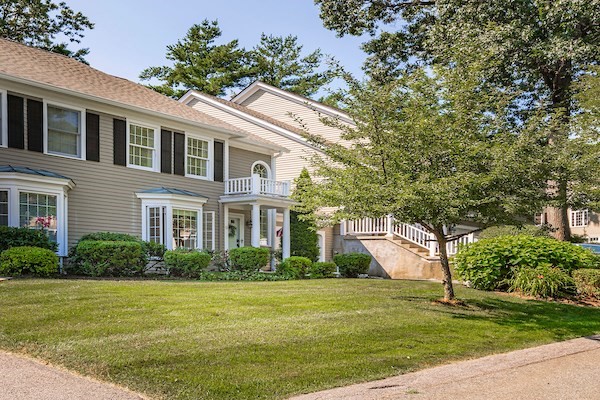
[173,132,185,176]
[7,95,24,149]
[86,112,100,162]
[161,129,172,174]
[113,118,126,166]
[214,141,224,182]
[26,99,43,152]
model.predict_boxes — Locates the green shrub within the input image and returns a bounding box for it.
[309,261,337,279]
[573,269,600,298]
[0,246,58,276]
[506,265,575,298]
[164,249,211,278]
[290,211,320,262]
[334,253,371,278]
[78,232,140,242]
[454,235,598,290]
[229,247,270,272]
[278,256,313,279]
[70,241,145,277]
[0,226,57,253]
[195,270,294,281]
[478,225,550,240]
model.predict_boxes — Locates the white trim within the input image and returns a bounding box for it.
[251,160,271,179]
[126,120,160,172]
[316,231,326,262]
[184,131,213,181]
[203,210,216,251]
[228,212,245,248]
[43,99,87,160]
[0,89,7,148]
[224,139,230,181]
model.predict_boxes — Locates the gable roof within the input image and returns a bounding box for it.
[230,80,355,126]
[0,39,285,153]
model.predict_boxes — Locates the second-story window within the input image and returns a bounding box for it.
[571,210,589,227]
[128,123,157,170]
[186,136,210,179]
[46,104,83,158]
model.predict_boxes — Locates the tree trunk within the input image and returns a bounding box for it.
[434,229,454,301]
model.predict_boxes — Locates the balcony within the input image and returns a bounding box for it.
[225,175,291,197]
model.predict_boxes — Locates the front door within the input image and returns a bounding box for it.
[228,215,244,249]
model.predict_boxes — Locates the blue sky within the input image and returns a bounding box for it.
[66,0,368,96]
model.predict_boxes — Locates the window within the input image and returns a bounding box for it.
[260,210,268,244]
[19,192,58,242]
[186,136,210,179]
[252,161,270,178]
[0,190,8,226]
[571,210,589,227]
[0,90,6,147]
[128,122,158,170]
[203,211,215,251]
[173,209,198,250]
[46,103,85,158]
[148,206,166,245]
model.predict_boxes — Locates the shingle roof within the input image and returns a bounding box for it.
[0,165,72,181]
[0,39,284,151]
[140,187,208,199]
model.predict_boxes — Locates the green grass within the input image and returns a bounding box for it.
[0,279,599,399]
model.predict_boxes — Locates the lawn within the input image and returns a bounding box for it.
[0,279,599,399]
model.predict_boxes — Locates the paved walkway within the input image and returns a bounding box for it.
[291,335,600,400]
[0,351,145,400]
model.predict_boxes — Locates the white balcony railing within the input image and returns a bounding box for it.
[225,175,291,197]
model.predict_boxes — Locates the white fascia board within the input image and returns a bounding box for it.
[181,91,323,154]
[135,192,208,206]
[0,73,246,140]
[231,81,356,126]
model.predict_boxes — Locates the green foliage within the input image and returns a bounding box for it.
[478,225,550,240]
[195,270,293,282]
[0,0,94,62]
[507,265,575,299]
[164,249,211,278]
[0,226,57,252]
[69,241,145,277]
[78,232,140,242]
[278,256,313,279]
[70,232,164,267]
[309,261,337,279]
[454,235,598,291]
[572,269,600,298]
[228,247,270,272]
[333,253,371,278]
[0,246,58,276]
[290,211,320,262]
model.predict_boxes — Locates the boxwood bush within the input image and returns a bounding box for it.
[507,265,575,298]
[0,246,58,276]
[71,240,145,277]
[164,249,211,278]
[333,253,371,278]
[0,226,57,253]
[278,256,312,279]
[229,247,270,272]
[454,235,598,290]
[309,261,337,279]
[573,269,600,298]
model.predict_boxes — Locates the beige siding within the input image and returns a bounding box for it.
[188,98,320,184]
[239,91,352,146]
[0,83,274,252]
[228,146,271,179]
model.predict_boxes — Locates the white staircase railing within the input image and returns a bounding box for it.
[343,217,477,257]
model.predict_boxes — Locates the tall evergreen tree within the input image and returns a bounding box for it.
[290,168,320,262]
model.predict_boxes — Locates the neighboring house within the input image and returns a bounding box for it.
[0,39,296,260]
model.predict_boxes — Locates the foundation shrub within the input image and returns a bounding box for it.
[229,247,270,272]
[0,246,59,276]
[334,253,371,278]
[164,249,211,278]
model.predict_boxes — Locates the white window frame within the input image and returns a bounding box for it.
[185,132,213,181]
[0,173,73,256]
[127,120,160,172]
[0,89,7,148]
[43,100,86,160]
[251,161,271,179]
[203,211,216,251]
[136,192,208,251]
[571,209,589,228]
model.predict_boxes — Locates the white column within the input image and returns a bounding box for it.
[386,214,394,237]
[282,208,291,259]
[223,204,229,251]
[251,203,261,248]
[428,232,437,258]
[268,208,276,249]
[252,174,260,195]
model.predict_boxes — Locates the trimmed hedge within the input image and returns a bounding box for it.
[229,247,270,272]
[507,265,574,298]
[0,226,57,253]
[334,253,371,278]
[454,235,598,291]
[164,249,211,278]
[71,241,145,277]
[573,269,600,298]
[478,225,550,239]
[309,261,337,279]
[0,246,58,276]
[278,256,312,279]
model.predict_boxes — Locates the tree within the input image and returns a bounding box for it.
[0,0,94,63]
[307,69,547,301]
[315,0,600,241]
[290,168,320,262]
[247,34,333,97]
[139,20,249,98]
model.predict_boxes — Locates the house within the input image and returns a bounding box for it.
[0,38,296,260]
